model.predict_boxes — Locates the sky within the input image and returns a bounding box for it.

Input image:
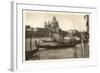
[23,10,89,32]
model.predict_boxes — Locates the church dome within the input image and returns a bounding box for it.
[51,16,59,28]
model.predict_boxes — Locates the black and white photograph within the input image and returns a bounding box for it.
[23,10,89,61]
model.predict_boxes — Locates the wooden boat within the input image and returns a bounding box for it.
[41,39,56,42]
[38,39,77,49]
[25,49,39,60]
[25,41,39,60]
[38,43,76,49]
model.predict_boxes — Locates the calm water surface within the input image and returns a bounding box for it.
[25,38,89,60]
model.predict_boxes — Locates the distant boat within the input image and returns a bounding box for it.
[41,38,55,42]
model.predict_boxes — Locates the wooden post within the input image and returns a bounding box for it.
[74,47,77,58]
[30,36,31,50]
[81,33,85,57]
[38,42,40,60]
[30,29,32,51]
[35,40,40,60]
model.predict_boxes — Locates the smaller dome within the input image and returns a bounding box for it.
[45,21,51,28]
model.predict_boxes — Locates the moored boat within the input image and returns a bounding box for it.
[38,38,77,49]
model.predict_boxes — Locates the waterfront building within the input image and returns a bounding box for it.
[26,16,67,39]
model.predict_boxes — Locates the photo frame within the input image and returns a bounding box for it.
[11,1,97,71]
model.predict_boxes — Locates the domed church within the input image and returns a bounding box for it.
[45,16,62,40]
[51,16,59,29]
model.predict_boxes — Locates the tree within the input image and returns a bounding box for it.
[25,25,31,38]
[25,25,31,29]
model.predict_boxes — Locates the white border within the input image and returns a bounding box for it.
[11,1,97,72]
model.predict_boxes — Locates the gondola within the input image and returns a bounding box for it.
[38,39,77,49]
[25,41,39,60]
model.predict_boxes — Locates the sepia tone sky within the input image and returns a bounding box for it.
[23,10,88,32]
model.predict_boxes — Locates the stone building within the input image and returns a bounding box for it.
[26,16,67,39]
[45,16,63,40]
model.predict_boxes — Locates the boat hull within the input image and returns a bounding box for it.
[38,42,76,49]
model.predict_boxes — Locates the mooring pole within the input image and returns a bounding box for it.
[38,42,40,60]
[30,29,33,51]
[35,40,40,60]
[81,33,85,57]
[74,47,77,58]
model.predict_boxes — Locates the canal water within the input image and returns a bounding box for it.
[25,38,89,60]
